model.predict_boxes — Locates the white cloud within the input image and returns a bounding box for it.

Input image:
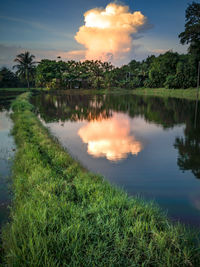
[74,2,150,65]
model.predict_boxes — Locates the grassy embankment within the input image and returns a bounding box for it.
[131,88,200,101]
[2,92,200,266]
[69,87,200,100]
[1,87,200,101]
[0,88,41,92]
[1,92,200,266]
[92,87,199,100]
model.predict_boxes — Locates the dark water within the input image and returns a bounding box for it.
[32,92,200,227]
[0,93,16,226]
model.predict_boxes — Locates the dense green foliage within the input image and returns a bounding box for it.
[35,59,113,89]
[0,67,21,88]
[1,51,197,90]
[179,1,200,61]
[0,2,199,90]
[33,50,197,90]
[2,92,200,266]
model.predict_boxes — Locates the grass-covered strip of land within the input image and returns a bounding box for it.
[78,87,200,101]
[2,93,200,266]
[0,88,43,92]
[131,88,200,101]
[1,87,200,101]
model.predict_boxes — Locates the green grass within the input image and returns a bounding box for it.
[47,87,200,100]
[1,92,200,266]
[1,87,200,101]
[131,88,200,100]
[0,88,45,93]
[0,88,30,92]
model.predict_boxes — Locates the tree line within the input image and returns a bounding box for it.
[0,1,199,90]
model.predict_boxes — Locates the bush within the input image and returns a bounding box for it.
[164,75,178,89]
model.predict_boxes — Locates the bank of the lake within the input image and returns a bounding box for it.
[1,87,200,101]
[0,88,38,92]
[1,92,200,266]
[72,87,200,100]
[131,88,200,101]
[93,87,200,101]
[0,95,16,265]
[0,112,15,225]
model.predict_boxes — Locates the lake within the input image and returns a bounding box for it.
[31,91,199,227]
[0,93,16,227]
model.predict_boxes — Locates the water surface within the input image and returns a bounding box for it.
[0,95,15,226]
[32,92,200,227]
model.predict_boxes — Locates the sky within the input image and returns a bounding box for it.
[0,0,195,67]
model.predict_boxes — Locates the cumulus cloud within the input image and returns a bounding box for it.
[75,2,148,65]
[0,3,152,67]
[78,113,142,161]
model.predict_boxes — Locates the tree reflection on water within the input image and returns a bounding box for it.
[32,92,200,176]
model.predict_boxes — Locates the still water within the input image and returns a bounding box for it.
[0,95,16,226]
[32,92,200,227]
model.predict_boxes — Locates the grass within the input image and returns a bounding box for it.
[57,87,200,102]
[131,88,200,100]
[1,87,200,101]
[1,92,200,266]
[0,88,31,92]
[0,88,45,93]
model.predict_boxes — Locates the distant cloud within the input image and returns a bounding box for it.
[0,15,72,38]
[58,50,86,61]
[151,48,168,54]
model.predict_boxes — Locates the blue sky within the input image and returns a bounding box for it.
[0,0,194,67]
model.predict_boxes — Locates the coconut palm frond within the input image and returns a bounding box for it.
[13,51,36,89]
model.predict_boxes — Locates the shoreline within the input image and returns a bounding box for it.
[1,87,200,101]
[1,92,200,266]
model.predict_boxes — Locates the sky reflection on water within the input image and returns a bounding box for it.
[32,93,200,227]
[0,111,15,226]
[78,113,142,161]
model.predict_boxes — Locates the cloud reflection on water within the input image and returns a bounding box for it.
[78,113,142,161]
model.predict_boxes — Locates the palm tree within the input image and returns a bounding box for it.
[13,51,36,89]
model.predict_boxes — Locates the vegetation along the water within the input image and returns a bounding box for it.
[0,2,200,92]
[1,92,200,266]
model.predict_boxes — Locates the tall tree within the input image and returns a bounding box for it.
[179,2,200,59]
[13,51,36,89]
